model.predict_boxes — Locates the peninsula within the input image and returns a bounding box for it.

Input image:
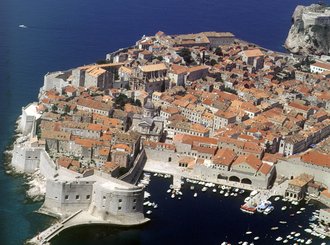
[9,31,330,244]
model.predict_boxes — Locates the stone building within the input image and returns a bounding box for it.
[131,98,164,142]
[284,174,314,201]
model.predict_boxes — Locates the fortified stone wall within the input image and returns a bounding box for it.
[276,159,330,188]
[11,145,42,173]
[144,147,179,164]
[43,180,94,216]
[39,150,58,179]
[43,71,70,92]
[91,183,144,218]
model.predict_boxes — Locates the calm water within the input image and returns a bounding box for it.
[0,0,326,244]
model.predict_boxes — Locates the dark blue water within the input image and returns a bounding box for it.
[0,0,326,244]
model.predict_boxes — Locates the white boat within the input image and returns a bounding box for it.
[234,188,239,192]
[264,205,274,215]
[190,186,195,190]
[242,242,248,245]
[19,24,27,28]
[281,206,287,211]
[305,239,312,244]
[224,192,229,197]
[250,190,259,197]
[220,190,224,194]
[202,187,207,192]
[296,211,302,214]
[153,204,158,209]
[221,242,227,245]
[304,228,312,233]
[283,239,288,243]
[245,231,252,235]
[193,193,197,198]
[294,233,300,237]
[274,196,280,201]
[143,201,150,206]
[146,210,152,214]
[276,236,283,241]
[171,194,175,198]
[244,197,251,203]
[167,189,171,193]
[212,188,217,192]
[253,236,259,240]
[300,207,305,211]
[144,191,151,199]
[230,192,235,196]
[271,227,279,230]
[257,200,272,213]
[279,221,287,224]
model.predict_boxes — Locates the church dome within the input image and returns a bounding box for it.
[144,98,155,110]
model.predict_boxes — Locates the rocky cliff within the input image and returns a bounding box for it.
[285,4,330,55]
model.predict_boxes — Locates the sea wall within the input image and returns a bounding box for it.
[276,159,330,188]
[42,179,94,216]
[11,145,42,173]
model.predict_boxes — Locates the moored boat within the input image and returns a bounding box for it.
[240,203,257,214]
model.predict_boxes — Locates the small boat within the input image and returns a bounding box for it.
[300,207,305,211]
[296,211,302,214]
[202,187,207,192]
[239,189,245,194]
[281,206,287,211]
[153,204,158,209]
[242,242,249,245]
[171,194,175,198]
[146,210,152,215]
[220,190,224,194]
[305,239,312,244]
[245,231,252,235]
[19,24,27,28]
[253,236,259,240]
[294,233,300,237]
[283,239,288,243]
[271,227,279,230]
[240,204,256,214]
[190,186,195,190]
[143,201,150,206]
[304,228,312,233]
[257,200,272,213]
[193,193,197,198]
[234,188,239,192]
[250,190,259,197]
[230,192,235,196]
[279,221,287,224]
[274,197,280,201]
[212,188,217,193]
[244,197,251,203]
[224,192,229,197]
[264,205,274,215]
[276,236,283,241]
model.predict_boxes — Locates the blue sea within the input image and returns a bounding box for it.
[0,0,327,244]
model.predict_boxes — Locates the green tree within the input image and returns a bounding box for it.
[210,59,217,66]
[179,48,193,64]
[51,104,58,112]
[215,47,223,56]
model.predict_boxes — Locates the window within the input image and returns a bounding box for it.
[133,199,137,203]
[86,195,90,200]
[103,196,106,199]
[133,206,136,210]
[118,207,122,210]
[119,199,122,203]
[76,195,80,200]
[65,195,69,200]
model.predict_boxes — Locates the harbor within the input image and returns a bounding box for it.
[52,172,329,245]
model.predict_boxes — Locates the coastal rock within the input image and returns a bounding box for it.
[285,4,330,55]
[26,169,46,201]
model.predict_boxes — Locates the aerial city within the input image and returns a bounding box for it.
[2,2,330,245]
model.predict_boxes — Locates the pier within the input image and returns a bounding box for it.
[27,210,149,245]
